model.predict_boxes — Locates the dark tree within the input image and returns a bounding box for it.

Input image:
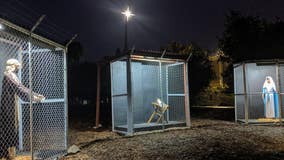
[67,41,84,114]
[219,11,284,94]
[219,10,284,63]
[67,41,84,65]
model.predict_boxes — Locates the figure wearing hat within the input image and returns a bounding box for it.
[0,59,45,159]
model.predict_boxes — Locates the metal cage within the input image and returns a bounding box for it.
[0,19,67,159]
[234,60,284,124]
[110,54,190,135]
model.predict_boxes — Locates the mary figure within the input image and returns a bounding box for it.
[262,76,279,118]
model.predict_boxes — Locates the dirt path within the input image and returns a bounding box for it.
[62,119,284,160]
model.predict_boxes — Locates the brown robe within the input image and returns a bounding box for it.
[0,72,35,158]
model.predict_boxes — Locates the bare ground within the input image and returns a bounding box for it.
[62,119,284,160]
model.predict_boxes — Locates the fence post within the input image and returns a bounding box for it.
[242,63,249,124]
[276,60,283,124]
[127,55,134,135]
[184,62,191,127]
[29,15,45,160]
[64,34,76,151]
[234,65,237,123]
[27,40,34,160]
[95,63,101,128]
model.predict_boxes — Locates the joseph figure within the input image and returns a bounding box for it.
[0,59,45,159]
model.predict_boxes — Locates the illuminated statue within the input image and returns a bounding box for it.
[262,76,279,118]
[0,59,45,159]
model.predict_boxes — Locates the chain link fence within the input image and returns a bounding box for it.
[0,18,67,159]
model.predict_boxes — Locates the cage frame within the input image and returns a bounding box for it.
[110,50,191,135]
[0,17,69,159]
[234,59,284,124]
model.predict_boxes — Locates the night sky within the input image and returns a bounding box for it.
[5,0,284,61]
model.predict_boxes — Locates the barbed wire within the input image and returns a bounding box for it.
[12,0,74,37]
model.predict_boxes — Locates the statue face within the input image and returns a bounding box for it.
[6,59,21,73]
[266,77,271,84]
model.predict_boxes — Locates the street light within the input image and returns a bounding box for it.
[121,7,134,51]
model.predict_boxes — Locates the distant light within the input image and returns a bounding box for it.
[0,24,3,30]
[122,7,134,21]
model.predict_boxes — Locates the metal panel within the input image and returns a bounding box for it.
[167,63,185,122]
[235,95,245,120]
[111,61,127,96]
[111,60,129,132]
[234,64,244,94]
[112,96,128,127]
[246,63,277,94]
[132,61,160,124]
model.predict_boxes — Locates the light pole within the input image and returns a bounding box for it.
[122,7,134,52]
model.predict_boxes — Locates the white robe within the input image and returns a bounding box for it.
[263,88,275,118]
[263,78,277,118]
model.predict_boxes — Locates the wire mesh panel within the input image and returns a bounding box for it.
[111,60,128,133]
[246,63,277,94]
[234,65,244,95]
[235,95,245,120]
[0,22,67,159]
[234,65,245,121]
[23,43,66,159]
[167,63,185,122]
[132,61,160,125]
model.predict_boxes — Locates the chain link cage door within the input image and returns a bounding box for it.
[0,23,67,160]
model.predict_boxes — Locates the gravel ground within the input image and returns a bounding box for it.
[62,119,284,160]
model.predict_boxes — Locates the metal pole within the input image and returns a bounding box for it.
[161,50,166,58]
[184,62,191,127]
[234,66,238,123]
[28,40,34,160]
[124,17,128,52]
[166,65,169,122]
[18,48,24,150]
[242,63,249,124]
[63,49,68,150]
[110,62,115,131]
[95,63,101,128]
[63,34,78,149]
[28,15,45,160]
[159,61,163,104]
[127,56,133,135]
[276,61,283,124]
[158,61,165,130]
[65,34,78,49]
